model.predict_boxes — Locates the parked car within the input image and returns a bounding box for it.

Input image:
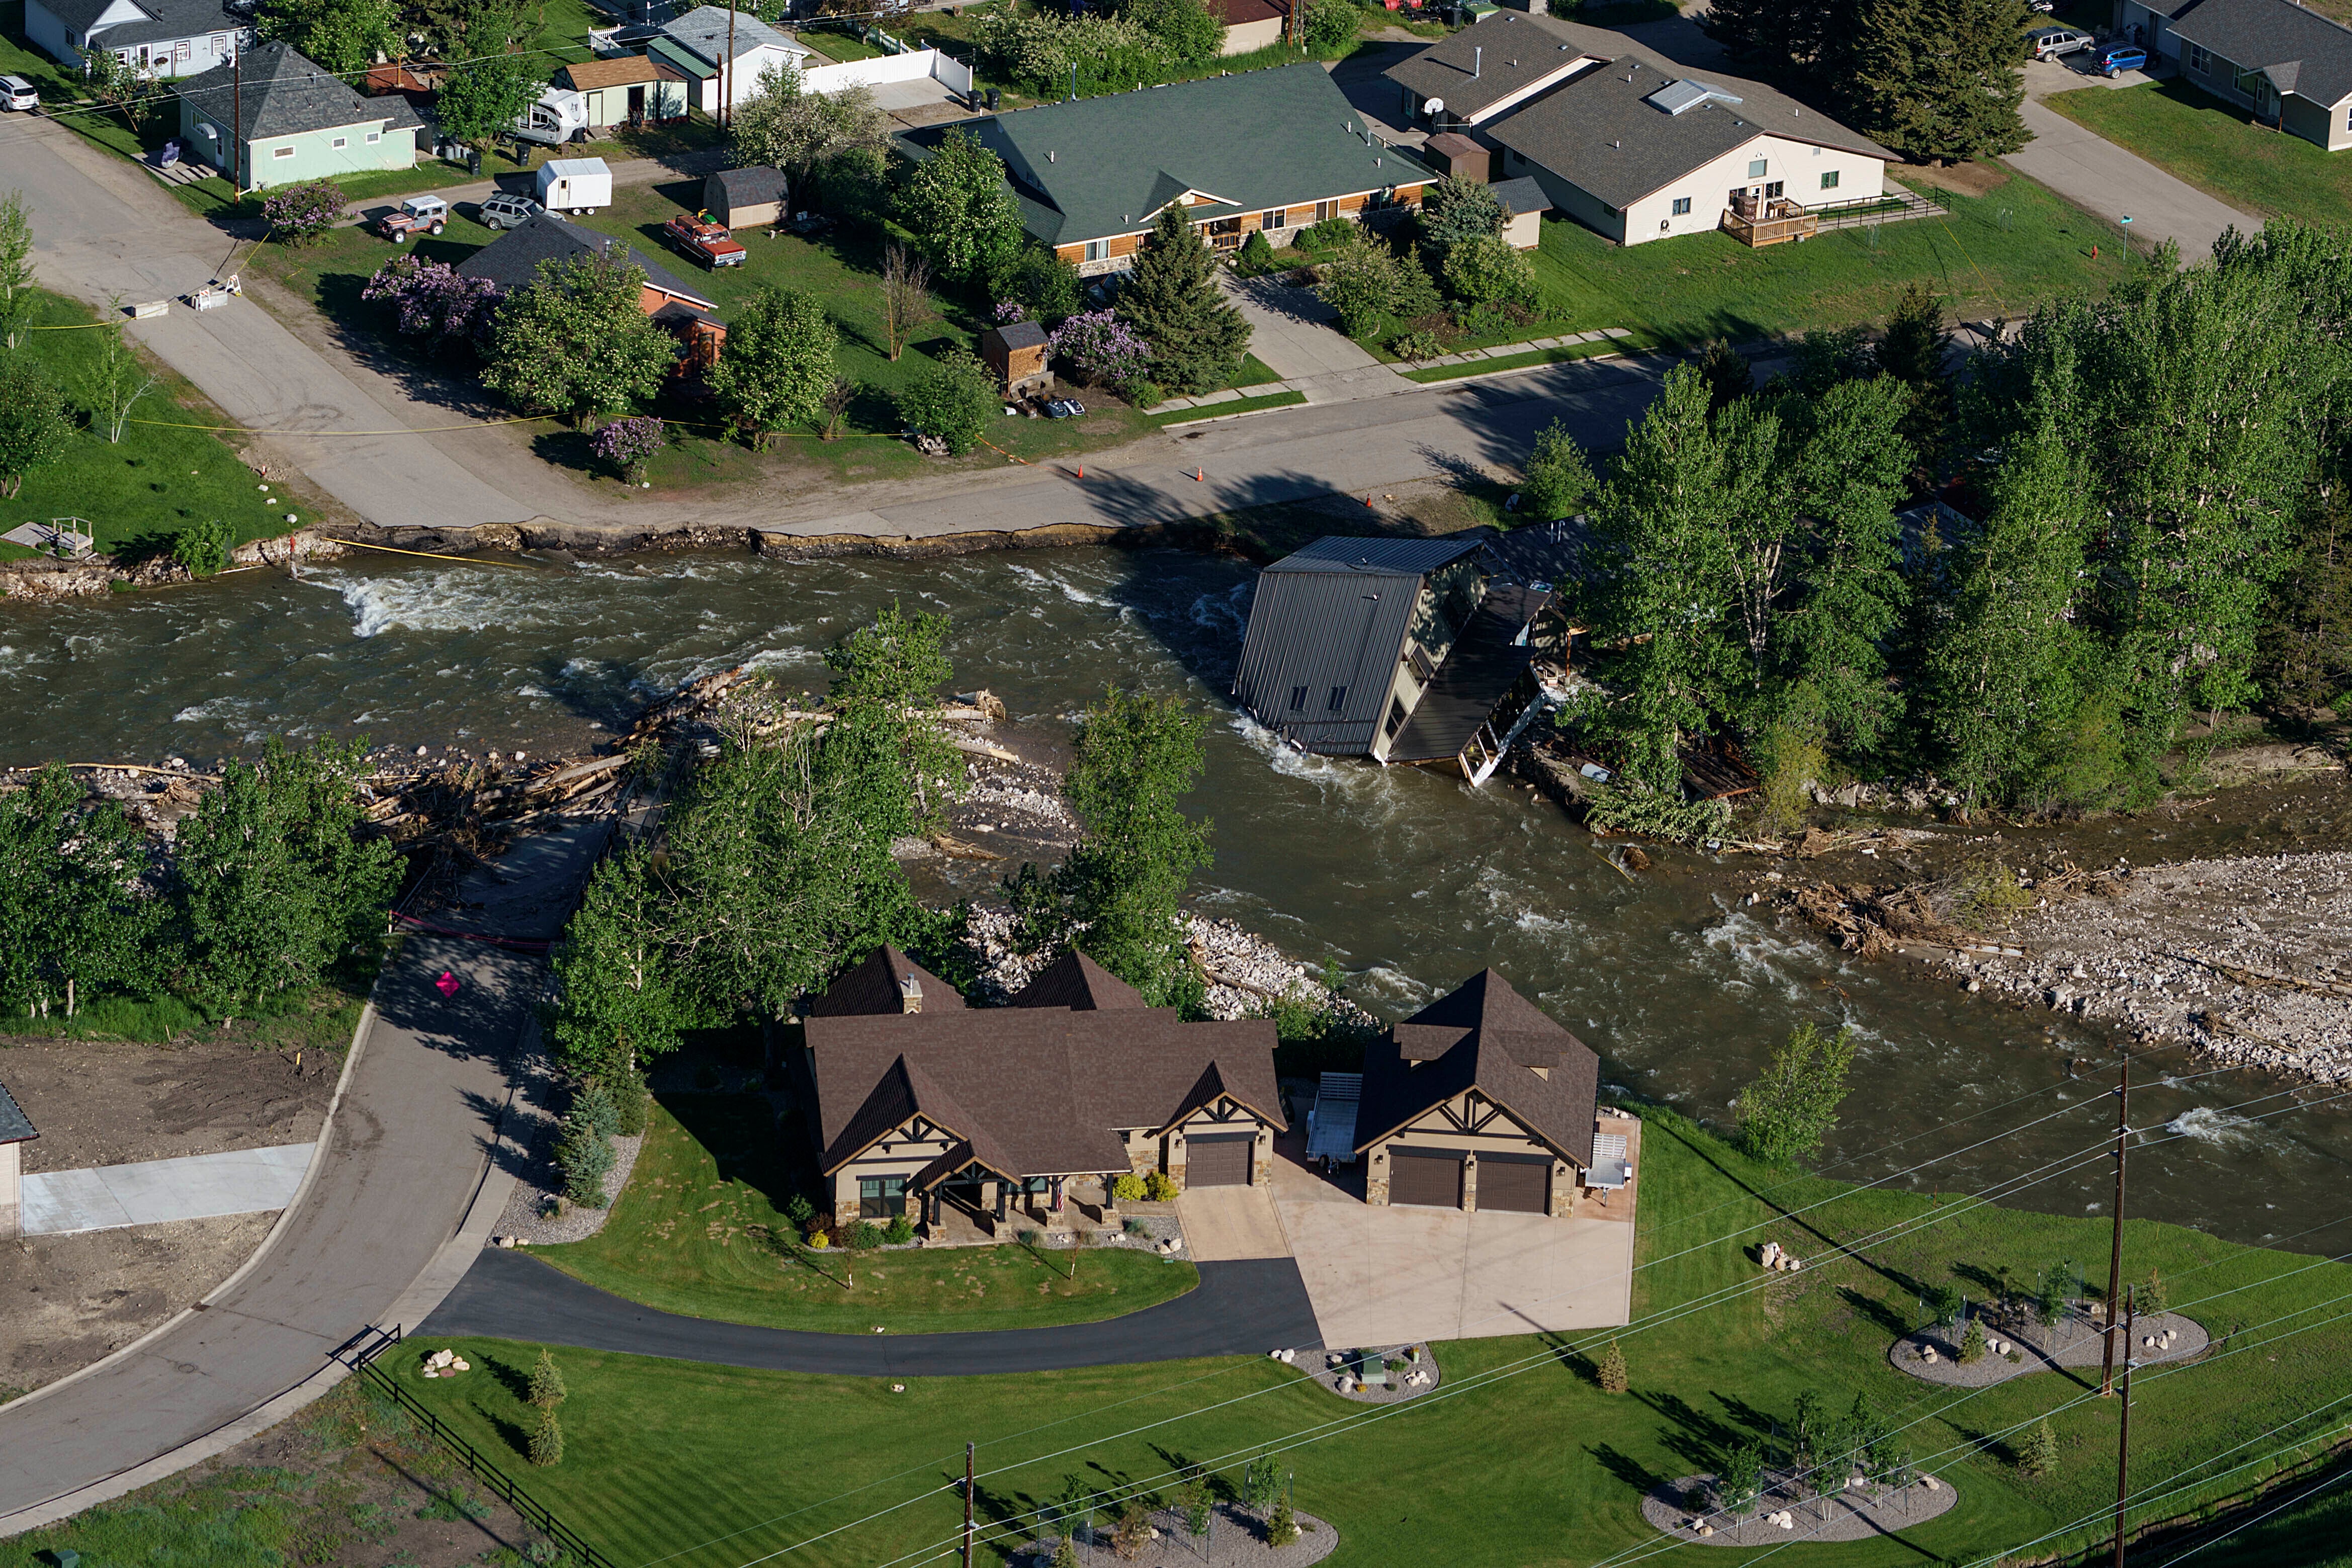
[1044,398,1086,419]
[2025,0,2056,11]
[663,214,746,268]
[2028,25,2093,58]
[2096,44,2148,74]
[377,195,450,243]
[0,74,37,112]
[477,192,544,231]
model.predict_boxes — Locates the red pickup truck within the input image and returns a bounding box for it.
[664,214,747,269]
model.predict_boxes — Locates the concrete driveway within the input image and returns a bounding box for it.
[2003,59,2260,263]
[1266,1135,1631,1346]
[1221,275,1417,403]
[1174,1183,1292,1261]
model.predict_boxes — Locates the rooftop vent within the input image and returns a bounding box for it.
[1645,77,1744,115]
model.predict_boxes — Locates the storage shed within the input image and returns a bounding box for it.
[1421,131,1489,182]
[703,164,790,229]
[979,319,1052,396]
[0,1078,36,1240]
[1490,175,1549,248]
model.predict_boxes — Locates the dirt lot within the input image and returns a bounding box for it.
[0,1031,345,1398]
[0,1032,341,1173]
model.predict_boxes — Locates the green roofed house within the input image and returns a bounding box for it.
[901,61,1436,274]
[174,40,421,191]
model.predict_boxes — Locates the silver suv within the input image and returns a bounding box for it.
[2029,25,2093,57]
[477,193,544,231]
[0,74,36,112]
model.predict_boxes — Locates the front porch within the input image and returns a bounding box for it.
[911,1171,1127,1247]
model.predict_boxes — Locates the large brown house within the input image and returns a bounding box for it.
[802,948,1284,1236]
[1356,969,1602,1217]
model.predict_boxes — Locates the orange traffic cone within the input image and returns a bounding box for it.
[1195,466,1205,481]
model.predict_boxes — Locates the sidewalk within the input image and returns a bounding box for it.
[22,1146,312,1237]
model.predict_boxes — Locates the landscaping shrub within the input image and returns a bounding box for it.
[1125,380,1162,411]
[591,416,666,484]
[883,1213,915,1244]
[1112,1173,1144,1202]
[783,1191,817,1229]
[1048,309,1150,395]
[259,180,348,246]
[169,515,236,578]
[897,348,996,455]
[1112,1502,1155,1560]
[1303,216,1356,250]
[1314,233,1399,339]
[555,1111,615,1208]
[1266,1497,1300,1548]
[360,254,499,356]
[806,1227,832,1249]
[1389,328,1444,362]
[1122,1216,1148,1236]
[1597,1340,1628,1393]
[846,1220,885,1249]
[1925,1282,1964,1326]
[1142,1170,1177,1202]
[1234,229,1277,277]
[1302,0,1357,51]
[2136,1268,2169,1317]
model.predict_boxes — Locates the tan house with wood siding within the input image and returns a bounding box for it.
[1356,970,1610,1218]
[899,61,1435,276]
[800,948,1284,1239]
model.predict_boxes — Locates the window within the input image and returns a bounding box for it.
[1764,180,1783,199]
[2188,43,2210,73]
[1671,196,1691,216]
[1819,169,1840,191]
[211,32,226,50]
[272,144,294,158]
[1083,238,1108,263]
[1314,199,1337,223]
[364,130,380,143]
[1326,685,1347,713]
[1260,208,1286,230]
[1747,157,1768,179]
[1384,696,1409,738]
[330,135,347,149]
[858,1176,906,1219]
[1288,685,1308,712]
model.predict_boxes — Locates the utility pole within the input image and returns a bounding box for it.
[962,1441,975,1568]
[2101,1054,2130,1395]
[2114,1297,2136,1568]
[231,41,242,193]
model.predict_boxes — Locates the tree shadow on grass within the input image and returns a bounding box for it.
[1589,1441,1667,1497]
[531,427,597,475]
[1841,1284,1913,1338]
[1638,1389,1746,1470]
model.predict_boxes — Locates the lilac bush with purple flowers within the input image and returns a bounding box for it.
[1047,309,1149,393]
[362,254,500,355]
[591,416,666,482]
[993,300,1027,324]
[259,180,348,247]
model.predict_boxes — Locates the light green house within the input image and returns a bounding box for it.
[174,40,420,191]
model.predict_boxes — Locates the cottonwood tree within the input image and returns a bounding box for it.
[0,765,162,1019]
[1116,206,1249,395]
[432,51,543,148]
[1735,1020,1859,1166]
[259,0,399,73]
[732,62,889,192]
[171,738,400,1012]
[1844,0,2027,164]
[897,126,1024,285]
[1006,687,1212,1011]
[0,193,35,352]
[0,363,72,499]
[483,249,676,425]
[549,844,683,1090]
[710,283,837,447]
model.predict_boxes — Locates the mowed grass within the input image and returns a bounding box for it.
[2044,78,2352,231]
[530,1095,1199,1334]
[375,1104,2352,1568]
[0,289,320,560]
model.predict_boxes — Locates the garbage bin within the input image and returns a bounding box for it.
[985,86,1001,111]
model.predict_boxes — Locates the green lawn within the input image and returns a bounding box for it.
[199,1103,2352,1568]
[0,289,321,561]
[1400,330,1659,381]
[2045,79,2352,231]
[532,1095,1200,1334]
[1151,389,1309,423]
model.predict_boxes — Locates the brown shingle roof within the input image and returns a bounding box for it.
[806,945,967,1017]
[1355,969,1599,1169]
[561,54,666,90]
[1009,950,1147,1011]
[809,958,1283,1178]
[1209,0,1287,25]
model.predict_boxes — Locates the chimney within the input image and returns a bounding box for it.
[1474,45,1482,77]
[900,973,923,1014]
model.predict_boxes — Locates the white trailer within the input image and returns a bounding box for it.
[512,86,590,146]
[535,156,613,214]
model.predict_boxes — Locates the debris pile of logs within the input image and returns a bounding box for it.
[1787,882,2030,961]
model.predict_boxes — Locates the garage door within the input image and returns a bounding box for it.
[1387,1148,1464,1208]
[1186,1133,1253,1187]
[1478,1156,1549,1214]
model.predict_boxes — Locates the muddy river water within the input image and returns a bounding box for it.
[5,545,2349,1253]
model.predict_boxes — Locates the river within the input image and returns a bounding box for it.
[5,545,2349,1255]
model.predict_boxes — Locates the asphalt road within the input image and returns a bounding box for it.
[0,826,605,1532]
[421,1249,1327,1375]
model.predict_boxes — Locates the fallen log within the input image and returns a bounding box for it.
[2168,950,2352,1001]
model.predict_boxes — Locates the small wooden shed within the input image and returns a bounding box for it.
[980,320,1052,396]
[702,165,790,229]
[1421,131,1489,183]
[1490,176,1549,249]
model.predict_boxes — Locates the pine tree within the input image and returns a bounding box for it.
[1597,1340,1629,1394]
[1845,0,2027,165]
[2256,489,2352,711]
[1267,1496,1300,1548]
[1697,339,1753,412]
[1871,282,1954,466]
[2016,1418,2059,1477]
[529,1407,565,1466]
[1958,1314,1987,1364]
[529,1348,568,1410]
[1115,206,1250,396]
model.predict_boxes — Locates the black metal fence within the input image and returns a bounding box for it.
[347,1330,617,1568]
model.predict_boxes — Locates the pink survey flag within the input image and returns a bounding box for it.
[435,971,461,999]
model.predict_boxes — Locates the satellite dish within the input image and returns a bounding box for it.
[1425,98,1445,114]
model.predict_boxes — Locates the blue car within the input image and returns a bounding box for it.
[2097,45,2147,75]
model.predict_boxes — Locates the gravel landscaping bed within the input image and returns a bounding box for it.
[1641,1469,1957,1544]
[1009,1501,1339,1568]
[1889,1309,2207,1386]
[1312,1343,1441,1403]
